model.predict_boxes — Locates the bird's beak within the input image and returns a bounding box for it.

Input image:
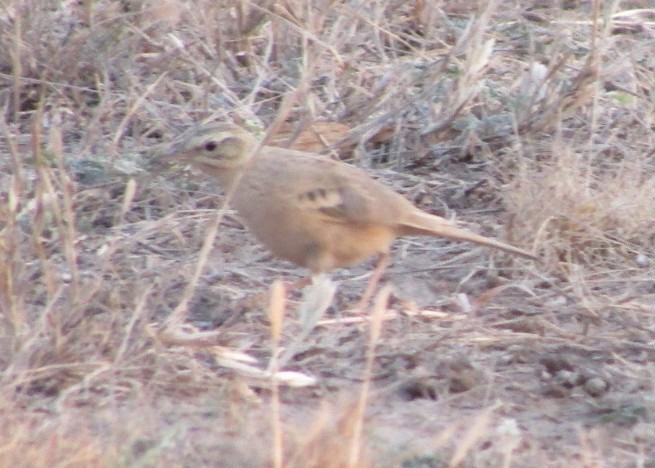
[150,144,192,175]
[159,143,189,164]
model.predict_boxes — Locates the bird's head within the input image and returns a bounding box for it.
[162,124,257,176]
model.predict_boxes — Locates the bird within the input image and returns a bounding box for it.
[162,123,536,300]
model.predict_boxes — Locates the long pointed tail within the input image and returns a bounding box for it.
[400,211,537,260]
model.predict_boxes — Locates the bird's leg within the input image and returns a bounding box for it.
[354,252,390,314]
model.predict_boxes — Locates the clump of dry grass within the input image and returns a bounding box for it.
[512,144,655,267]
[1,0,655,466]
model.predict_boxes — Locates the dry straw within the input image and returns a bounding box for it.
[1,0,654,465]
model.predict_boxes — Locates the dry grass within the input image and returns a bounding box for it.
[1,0,655,466]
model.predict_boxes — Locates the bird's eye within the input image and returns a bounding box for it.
[204,141,217,152]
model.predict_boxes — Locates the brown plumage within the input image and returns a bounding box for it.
[163,123,536,276]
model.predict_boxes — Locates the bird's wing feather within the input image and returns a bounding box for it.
[272,150,409,226]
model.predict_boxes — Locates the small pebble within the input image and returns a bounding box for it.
[584,377,609,397]
[554,370,579,388]
[635,254,649,268]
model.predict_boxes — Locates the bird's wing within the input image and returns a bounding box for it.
[278,152,409,226]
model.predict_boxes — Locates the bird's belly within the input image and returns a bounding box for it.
[244,216,394,273]
[314,223,394,270]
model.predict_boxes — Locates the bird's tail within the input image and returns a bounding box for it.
[400,211,537,260]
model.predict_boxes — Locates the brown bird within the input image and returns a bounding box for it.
[163,123,536,294]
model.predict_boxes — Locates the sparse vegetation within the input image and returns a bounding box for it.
[1,0,654,466]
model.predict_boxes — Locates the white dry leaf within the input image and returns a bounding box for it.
[212,347,259,365]
[214,355,267,377]
[273,371,317,388]
[114,158,143,176]
[518,62,549,103]
[468,38,495,78]
[457,293,473,313]
[214,351,317,388]
[167,33,186,50]
[298,274,337,332]
[156,322,222,347]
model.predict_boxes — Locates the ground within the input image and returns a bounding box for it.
[1,1,654,466]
